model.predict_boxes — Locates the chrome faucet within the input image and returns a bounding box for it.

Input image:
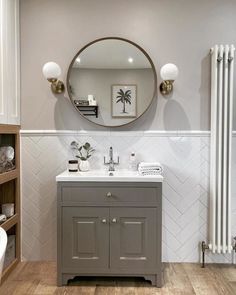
[104,147,119,171]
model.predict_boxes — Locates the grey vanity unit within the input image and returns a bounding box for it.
[56,171,163,287]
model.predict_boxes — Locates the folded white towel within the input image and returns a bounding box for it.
[138,162,163,176]
[139,170,162,176]
[139,162,162,168]
[139,166,161,170]
[139,169,163,175]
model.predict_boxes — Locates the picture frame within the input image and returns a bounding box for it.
[111,84,137,118]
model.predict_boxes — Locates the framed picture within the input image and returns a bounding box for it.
[111,84,137,118]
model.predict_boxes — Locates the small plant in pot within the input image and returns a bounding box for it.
[71,141,95,172]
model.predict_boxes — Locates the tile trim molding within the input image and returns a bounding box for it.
[20,129,213,137]
[20,130,236,137]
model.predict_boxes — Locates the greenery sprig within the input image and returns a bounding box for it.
[71,141,95,161]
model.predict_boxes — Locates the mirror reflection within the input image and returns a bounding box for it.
[67,38,156,127]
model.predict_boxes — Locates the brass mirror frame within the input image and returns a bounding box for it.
[67,37,157,128]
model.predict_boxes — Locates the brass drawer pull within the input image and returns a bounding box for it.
[101,218,107,224]
[111,218,117,223]
[106,192,112,197]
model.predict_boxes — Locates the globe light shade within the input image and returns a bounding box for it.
[160,63,179,81]
[42,62,65,94]
[42,62,61,79]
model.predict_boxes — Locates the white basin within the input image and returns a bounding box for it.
[56,169,163,182]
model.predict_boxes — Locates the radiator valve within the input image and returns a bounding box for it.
[233,237,236,252]
[201,241,209,268]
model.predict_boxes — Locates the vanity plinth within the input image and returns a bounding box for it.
[56,170,163,287]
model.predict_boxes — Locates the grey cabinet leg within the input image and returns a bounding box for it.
[57,274,62,287]
[156,274,163,288]
[61,274,77,286]
[144,275,156,286]
[144,274,163,288]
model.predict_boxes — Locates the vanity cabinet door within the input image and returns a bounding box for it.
[110,207,157,270]
[62,207,109,271]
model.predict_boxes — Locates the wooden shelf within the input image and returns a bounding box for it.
[0,214,18,232]
[0,124,20,284]
[1,258,19,283]
[0,124,20,134]
[0,169,19,185]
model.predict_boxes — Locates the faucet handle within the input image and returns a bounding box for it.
[104,155,119,165]
[104,156,109,164]
[114,156,119,165]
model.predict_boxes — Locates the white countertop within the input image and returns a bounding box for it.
[56,170,163,183]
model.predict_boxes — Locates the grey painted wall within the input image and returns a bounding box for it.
[70,68,154,126]
[20,0,236,131]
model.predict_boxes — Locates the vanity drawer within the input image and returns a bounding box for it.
[103,187,157,204]
[61,186,158,204]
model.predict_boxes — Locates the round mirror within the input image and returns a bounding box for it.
[67,37,157,127]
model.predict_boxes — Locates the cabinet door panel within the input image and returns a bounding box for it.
[110,208,157,270]
[62,207,109,270]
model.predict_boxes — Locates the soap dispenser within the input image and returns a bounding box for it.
[129,152,137,171]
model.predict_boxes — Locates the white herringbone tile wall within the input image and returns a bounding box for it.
[21,131,236,263]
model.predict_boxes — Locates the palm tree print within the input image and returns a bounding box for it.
[116,89,132,113]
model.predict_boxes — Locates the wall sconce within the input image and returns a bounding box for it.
[42,62,65,94]
[159,63,179,95]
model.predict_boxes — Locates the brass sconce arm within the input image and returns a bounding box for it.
[47,78,65,94]
[159,63,178,96]
[159,80,174,95]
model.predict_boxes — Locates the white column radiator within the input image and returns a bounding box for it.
[209,44,235,254]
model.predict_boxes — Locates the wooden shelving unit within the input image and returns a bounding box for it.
[0,124,20,283]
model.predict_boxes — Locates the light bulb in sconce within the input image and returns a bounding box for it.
[159,63,179,95]
[42,62,65,94]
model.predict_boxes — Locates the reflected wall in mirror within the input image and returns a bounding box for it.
[67,37,157,127]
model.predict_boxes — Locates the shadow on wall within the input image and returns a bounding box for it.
[199,53,211,244]
[164,99,192,158]
[199,54,211,130]
[163,99,191,131]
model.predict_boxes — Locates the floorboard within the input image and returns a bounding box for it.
[0,262,235,295]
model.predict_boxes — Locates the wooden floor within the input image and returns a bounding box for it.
[0,262,236,294]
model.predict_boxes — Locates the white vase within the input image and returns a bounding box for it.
[79,160,90,172]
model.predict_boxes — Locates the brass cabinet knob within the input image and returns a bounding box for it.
[101,218,107,224]
[106,192,112,197]
[111,218,117,223]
